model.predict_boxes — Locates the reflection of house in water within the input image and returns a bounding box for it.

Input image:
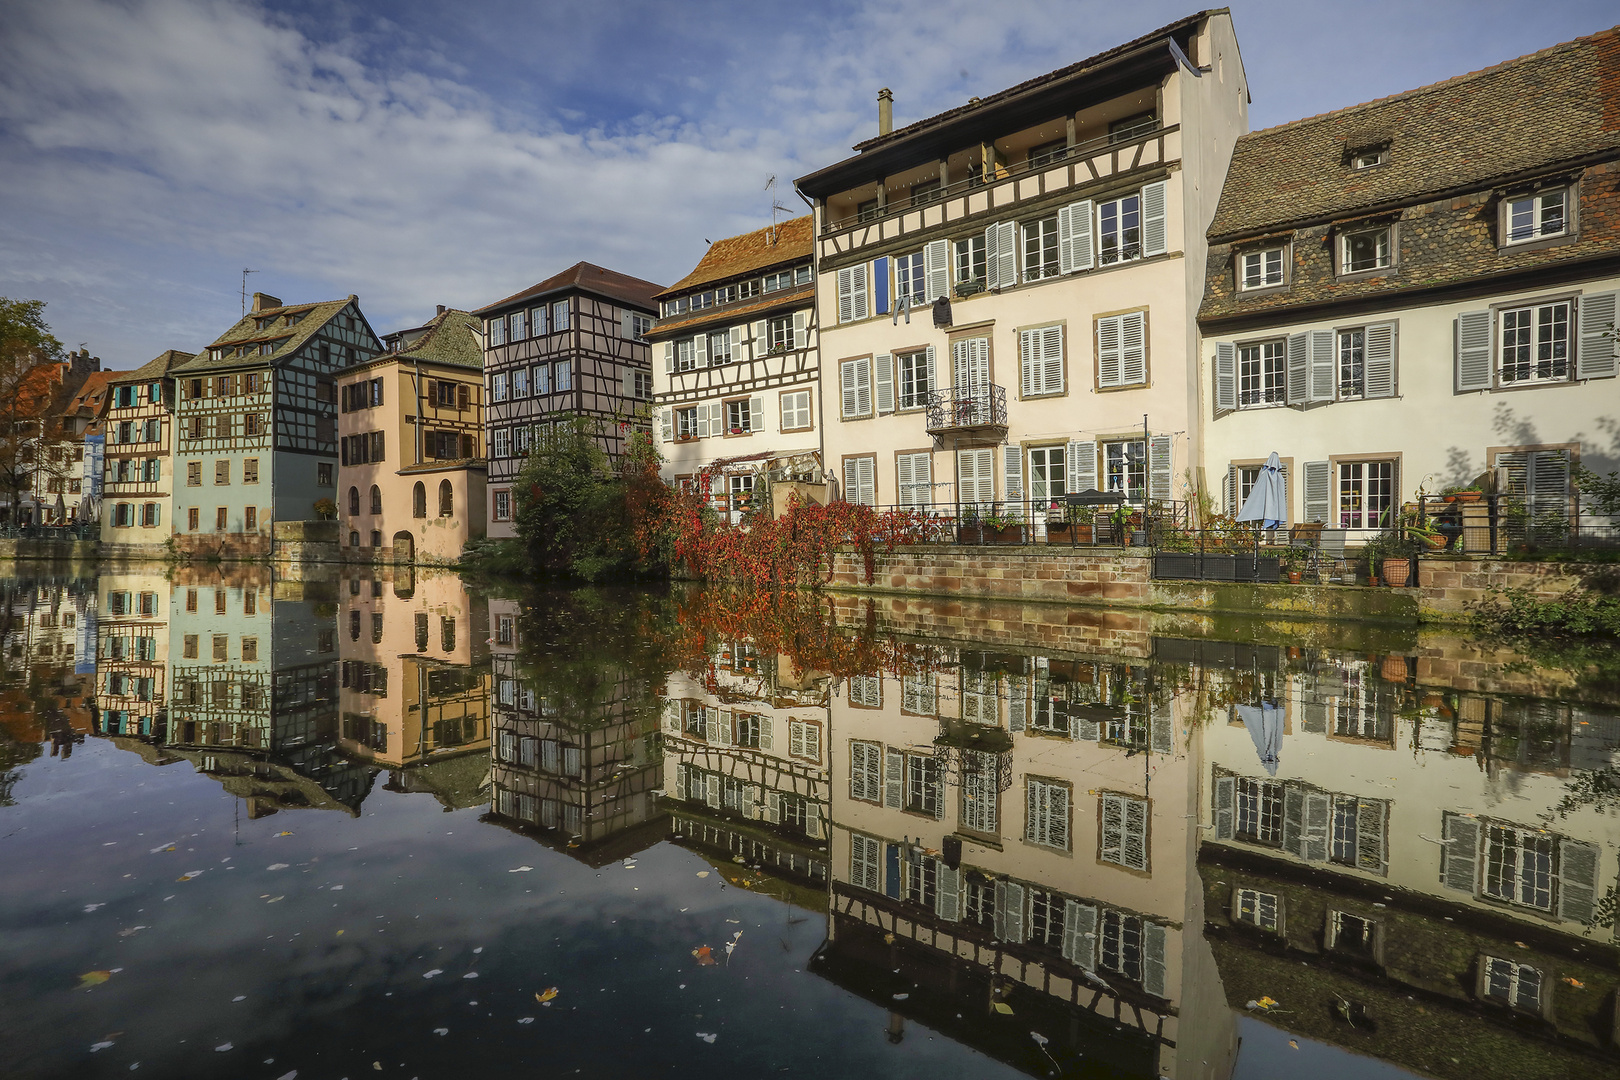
[2,576,96,746]
[814,646,1236,1080]
[484,599,666,865]
[336,567,491,798]
[661,642,833,892]
[1189,636,1620,1078]
[93,566,170,740]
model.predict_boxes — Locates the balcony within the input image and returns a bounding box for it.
[925,385,1007,439]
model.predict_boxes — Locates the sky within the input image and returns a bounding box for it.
[1,0,1615,369]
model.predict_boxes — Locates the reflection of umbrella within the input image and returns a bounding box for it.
[1236,701,1283,775]
[1237,451,1286,529]
[53,494,66,522]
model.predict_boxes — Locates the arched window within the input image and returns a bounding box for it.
[438,479,453,517]
[412,482,426,519]
[348,486,360,515]
[349,530,360,548]
[369,485,382,514]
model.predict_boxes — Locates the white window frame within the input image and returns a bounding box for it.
[1097,193,1141,266]
[1339,226,1392,274]
[1102,440,1146,504]
[1337,328,1365,399]
[1499,300,1572,385]
[1335,459,1395,531]
[554,360,571,392]
[492,491,511,521]
[1503,188,1568,246]
[894,251,926,306]
[676,407,699,440]
[491,427,511,459]
[1240,247,1285,290]
[897,350,931,410]
[954,235,986,288]
[1237,340,1286,408]
[708,329,733,365]
[1022,215,1060,281]
[490,372,508,403]
[724,398,755,434]
[1481,956,1543,1012]
[1234,888,1280,931]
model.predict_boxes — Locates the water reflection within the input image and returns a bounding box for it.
[1,566,1617,1079]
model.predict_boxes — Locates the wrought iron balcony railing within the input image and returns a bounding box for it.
[925,385,1007,436]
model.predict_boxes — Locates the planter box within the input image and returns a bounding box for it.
[1382,557,1412,587]
[1047,524,1093,544]
[1153,553,1280,583]
[957,525,1026,545]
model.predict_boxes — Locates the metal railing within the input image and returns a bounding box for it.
[1410,493,1620,554]
[925,385,1008,435]
[812,499,1190,549]
[0,522,99,541]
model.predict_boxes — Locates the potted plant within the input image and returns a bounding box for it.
[1110,504,1136,545]
[1282,547,1306,584]
[980,507,1024,544]
[1441,484,1482,503]
[313,497,337,521]
[1047,503,1094,544]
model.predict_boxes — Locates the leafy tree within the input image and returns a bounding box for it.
[0,298,69,524]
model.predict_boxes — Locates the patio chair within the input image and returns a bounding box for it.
[1287,522,1324,582]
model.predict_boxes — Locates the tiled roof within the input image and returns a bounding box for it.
[657,217,813,299]
[1208,25,1620,240]
[474,262,664,316]
[846,11,1215,155]
[112,349,195,385]
[650,285,814,340]
[373,309,483,371]
[63,371,120,417]
[172,297,358,375]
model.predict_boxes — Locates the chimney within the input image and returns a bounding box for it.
[251,292,281,313]
[877,88,893,136]
[436,304,446,315]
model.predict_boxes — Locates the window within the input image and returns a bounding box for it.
[905,852,938,909]
[182,634,198,659]
[960,751,999,834]
[530,306,548,336]
[954,235,987,290]
[1025,779,1070,849]
[1328,911,1378,957]
[365,485,380,515]
[1335,328,1367,399]
[1109,111,1156,143]
[1234,888,1280,932]
[243,506,257,531]
[676,407,698,440]
[725,399,755,434]
[1019,325,1064,397]
[1337,460,1394,530]
[318,463,333,486]
[630,313,652,340]
[788,719,820,761]
[439,480,453,517]
[187,507,199,531]
[489,317,506,346]
[1238,340,1285,407]
[555,360,571,392]
[1340,226,1391,274]
[1504,188,1567,244]
[1027,446,1064,502]
[1481,957,1543,1012]
[532,363,551,396]
[552,299,570,331]
[849,741,882,802]
[348,486,361,515]
[1483,824,1555,911]
[212,634,228,661]
[768,315,794,351]
[214,460,230,485]
[1351,149,1384,170]
[836,264,869,323]
[779,390,812,432]
[1103,440,1146,502]
[492,428,511,458]
[896,350,931,410]
[840,358,872,419]
[905,754,941,817]
[1500,300,1571,384]
[492,490,509,521]
[1099,910,1145,982]
[708,329,733,365]
[491,372,508,402]
[1099,794,1148,871]
[842,455,876,506]
[1098,194,1141,265]
[241,458,258,484]
[631,370,653,400]
[894,251,926,306]
[1095,310,1147,388]
[1235,777,1283,844]
[1241,248,1285,290]
[215,507,227,531]
[440,616,456,650]
[897,451,932,509]
[850,834,881,892]
[1022,215,1059,281]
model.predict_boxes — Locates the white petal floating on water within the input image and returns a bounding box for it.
[472,947,483,954]
[232,996,246,1003]
[462,972,479,980]
[83,904,105,913]
[423,969,444,979]
[696,1032,717,1044]
[517,1017,534,1025]
[89,1041,115,1053]
[329,885,343,891]
[275,1072,298,1080]
[267,864,289,872]
[214,1043,232,1052]
[509,866,534,873]
[433,1028,449,1036]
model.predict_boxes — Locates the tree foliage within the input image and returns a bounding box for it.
[0,298,70,522]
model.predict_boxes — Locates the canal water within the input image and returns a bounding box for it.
[1,563,1616,1080]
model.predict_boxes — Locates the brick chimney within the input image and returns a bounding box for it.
[251,292,282,313]
[436,305,446,315]
[878,88,893,136]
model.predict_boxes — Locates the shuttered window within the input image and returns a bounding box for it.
[896,452,932,509]
[842,455,876,506]
[956,447,994,509]
[1025,779,1070,850]
[1099,794,1149,871]
[840,358,872,419]
[1019,325,1064,397]
[850,834,881,892]
[1097,311,1147,388]
[836,264,869,323]
[849,741,882,802]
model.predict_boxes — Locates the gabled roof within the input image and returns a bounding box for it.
[361,309,484,372]
[16,362,63,417]
[62,371,120,419]
[657,217,813,299]
[172,296,362,375]
[112,349,195,386]
[1208,25,1620,240]
[474,262,663,317]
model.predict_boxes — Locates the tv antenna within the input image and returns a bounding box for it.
[241,268,259,316]
[765,176,792,244]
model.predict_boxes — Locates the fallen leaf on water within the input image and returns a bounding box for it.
[83,903,105,913]
[266,896,284,904]
[177,870,204,882]
[695,871,709,878]
[373,1063,382,1071]
[117,926,149,937]
[993,1002,1013,1015]
[78,971,114,988]
[214,1043,232,1052]
[267,864,289,871]
[462,972,479,980]
[536,988,559,1003]
[275,1072,297,1080]
[692,945,715,966]
[1563,977,1586,990]
[232,996,246,1003]
[274,831,293,837]
[1289,1040,1300,1050]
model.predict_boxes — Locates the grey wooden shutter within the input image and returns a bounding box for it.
[1063,900,1098,967]
[1097,315,1122,387]
[1303,461,1331,523]
[1068,440,1096,493]
[1557,838,1600,924]
[1020,329,1036,398]
[753,320,768,356]
[1004,446,1024,505]
[1286,331,1309,405]
[1302,792,1331,862]
[694,332,708,367]
[620,310,633,338]
[1577,291,1619,379]
[663,341,674,374]
[1213,774,1235,839]
[855,358,872,417]
[749,396,765,431]
[884,747,903,808]
[841,360,859,419]
[1441,812,1481,893]
[1456,310,1493,392]
[1363,321,1397,398]
[1224,464,1237,515]
[935,864,961,921]
[1214,341,1237,413]
[1057,203,1074,276]
[983,224,1001,289]
[1120,311,1146,385]
[793,310,807,350]
[850,263,869,320]
[1142,922,1167,997]
[1282,785,1305,857]
[924,239,949,301]
[1042,325,1064,394]
[1141,181,1168,257]
[1309,329,1337,402]
[924,344,937,394]
[837,267,854,323]
[1356,798,1388,875]
[1148,434,1173,502]
[1070,199,1095,272]
[659,408,673,442]
[875,353,895,415]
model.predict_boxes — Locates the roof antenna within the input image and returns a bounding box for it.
[765,177,792,245]
[241,268,259,316]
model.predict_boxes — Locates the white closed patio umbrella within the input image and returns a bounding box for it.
[1236,701,1283,776]
[1236,451,1287,530]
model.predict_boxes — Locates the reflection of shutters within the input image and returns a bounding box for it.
[705,774,720,808]
[805,805,824,839]
[1456,310,1493,392]
[935,864,961,921]
[851,834,880,891]
[1148,435,1173,502]
[1363,322,1397,398]
[1141,922,1167,997]
[1557,838,1600,924]
[1578,291,1619,379]
[742,784,756,819]
[1150,695,1173,754]
[884,748,903,808]
[1214,341,1237,413]
[1440,812,1481,892]
[758,716,772,751]
[1302,791,1330,862]
[1282,785,1304,857]
[1356,798,1388,874]
[1068,440,1096,493]
[1286,331,1309,405]
[1007,673,1027,731]
[1303,461,1331,523]
[1213,774,1235,839]
[1063,900,1098,968]
[1140,181,1167,257]
[1301,672,1328,732]
[766,791,781,824]
[994,880,1026,942]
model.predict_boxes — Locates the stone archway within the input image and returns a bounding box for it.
[392,531,414,565]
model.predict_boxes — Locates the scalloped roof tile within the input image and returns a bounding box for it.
[657,217,813,299]
[474,262,663,316]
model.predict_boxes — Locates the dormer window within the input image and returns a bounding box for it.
[1351,150,1385,170]
[1240,246,1286,291]
[1340,225,1393,274]
[1504,188,1568,245]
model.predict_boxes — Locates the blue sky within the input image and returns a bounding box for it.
[1,0,1614,368]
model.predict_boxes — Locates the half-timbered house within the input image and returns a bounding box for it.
[100,350,192,555]
[338,307,485,564]
[795,11,1247,526]
[170,293,380,558]
[473,263,662,539]
[94,567,171,741]
[650,217,824,519]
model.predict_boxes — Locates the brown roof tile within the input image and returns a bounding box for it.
[111,349,196,385]
[473,262,664,316]
[657,217,813,298]
[1208,25,1620,241]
